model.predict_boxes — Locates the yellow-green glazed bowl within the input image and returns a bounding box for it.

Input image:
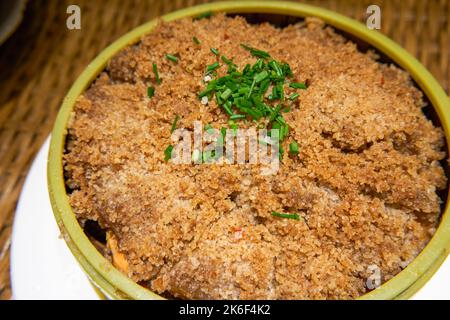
[48,1,450,300]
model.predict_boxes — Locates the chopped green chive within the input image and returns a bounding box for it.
[276,116,286,125]
[216,131,225,146]
[164,145,173,161]
[222,101,233,115]
[254,59,264,71]
[230,122,238,136]
[289,141,299,155]
[207,62,220,72]
[221,55,233,64]
[279,145,284,159]
[283,63,294,78]
[247,78,256,98]
[280,124,289,141]
[152,63,161,84]
[170,115,180,133]
[230,114,246,120]
[166,54,178,63]
[197,47,308,145]
[259,79,270,94]
[289,82,307,89]
[240,44,271,59]
[193,36,201,45]
[164,49,307,166]
[147,86,155,98]
[210,47,219,56]
[269,104,282,123]
[271,211,300,220]
[249,48,270,59]
[220,88,232,100]
[272,121,281,132]
[254,70,268,83]
[220,127,227,139]
[289,92,299,101]
[269,60,283,77]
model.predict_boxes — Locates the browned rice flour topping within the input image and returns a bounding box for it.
[64,15,447,299]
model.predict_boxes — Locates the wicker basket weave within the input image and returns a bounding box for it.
[0,0,448,299]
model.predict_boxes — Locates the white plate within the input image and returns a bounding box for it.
[10,137,450,299]
[10,138,99,300]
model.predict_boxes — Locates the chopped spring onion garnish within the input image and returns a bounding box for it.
[230,122,238,136]
[193,36,201,45]
[164,145,173,161]
[269,104,282,123]
[279,145,284,159]
[152,63,161,84]
[254,70,268,83]
[170,115,180,133]
[279,124,289,141]
[161,46,310,164]
[289,92,299,101]
[207,62,220,72]
[220,127,227,139]
[289,141,299,155]
[271,211,301,220]
[163,42,307,169]
[210,47,219,56]
[221,55,233,64]
[240,44,271,59]
[147,86,155,98]
[222,102,233,115]
[166,54,178,63]
[220,88,232,100]
[269,60,283,77]
[197,46,308,155]
[230,114,246,120]
[289,82,307,89]
[273,122,289,141]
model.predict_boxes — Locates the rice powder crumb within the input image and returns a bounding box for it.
[64,15,447,299]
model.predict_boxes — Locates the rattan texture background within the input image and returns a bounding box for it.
[0,0,448,299]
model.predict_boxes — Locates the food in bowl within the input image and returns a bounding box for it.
[63,14,447,299]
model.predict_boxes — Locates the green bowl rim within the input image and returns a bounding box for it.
[48,1,450,300]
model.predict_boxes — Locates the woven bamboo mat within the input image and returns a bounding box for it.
[0,0,448,299]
